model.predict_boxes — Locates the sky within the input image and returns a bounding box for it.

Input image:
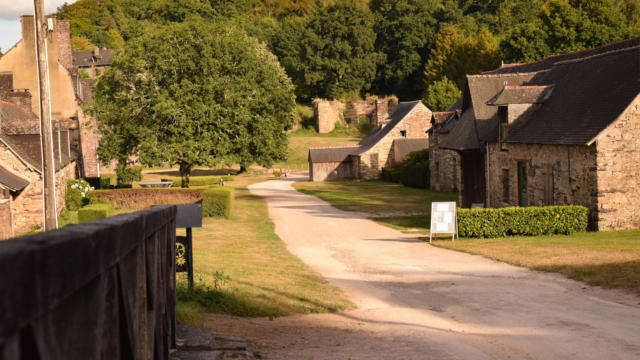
[0,0,77,53]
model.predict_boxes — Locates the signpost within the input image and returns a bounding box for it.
[429,202,458,243]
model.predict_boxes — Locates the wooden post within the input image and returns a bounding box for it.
[33,0,58,230]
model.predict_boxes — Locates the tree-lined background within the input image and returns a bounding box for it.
[57,0,640,110]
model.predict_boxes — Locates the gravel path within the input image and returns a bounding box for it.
[205,174,640,360]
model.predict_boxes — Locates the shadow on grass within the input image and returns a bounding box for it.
[153,168,239,177]
[536,260,640,295]
[177,283,284,318]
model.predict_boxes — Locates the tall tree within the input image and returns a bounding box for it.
[296,1,380,100]
[370,0,441,100]
[89,19,295,187]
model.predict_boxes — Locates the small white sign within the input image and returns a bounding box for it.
[430,202,458,243]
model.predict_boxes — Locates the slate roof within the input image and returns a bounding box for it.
[0,163,29,191]
[73,48,114,68]
[356,101,422,152]
[393,138,427,160]
[0,101,37,121]
[505,45,640,145]
[308,146,359,163]
[0,133,73,173]
[487,85,554,106]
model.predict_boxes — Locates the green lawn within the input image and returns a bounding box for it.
[293,180,457,215]
[433,230,640,295]
[272,134,361,170]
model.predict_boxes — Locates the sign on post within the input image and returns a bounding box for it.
[429,202,457,243]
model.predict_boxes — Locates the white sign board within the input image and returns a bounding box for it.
[430,202,457,243]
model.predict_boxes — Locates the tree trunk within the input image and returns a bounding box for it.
[179,163,192,188]
[238,165,247,174]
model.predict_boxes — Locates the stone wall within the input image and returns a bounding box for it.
[310,161,354,181]
[0,198,11,240]
[314,96,398,133]
[55,20,73,70]
[357,103,431,180]
[595,96,640,230]
[486,142,597,216]
[429,130,461,193]
[78,107,100,177]
[314,99,344,133]
[0,72,13,95]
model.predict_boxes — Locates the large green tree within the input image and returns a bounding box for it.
[370,0,441,100]
[89,19,295,187]
[295,1,380,100]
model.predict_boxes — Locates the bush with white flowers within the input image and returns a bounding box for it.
[66,179,95,211]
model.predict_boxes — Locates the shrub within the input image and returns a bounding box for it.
[100,174,114,188]
[89,189,203,210]
[400,149,429,188]
[161,175,234,187]
[115,165,142,185]
[85,177,101,189]
[78,203,114,224]
[381,166,401,183]
[66,179,94,211]
[457,205,589,238]
[202,187,234,218]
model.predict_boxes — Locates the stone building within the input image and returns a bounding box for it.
[428,100,462,193]
[432,37,640,230]
[0,96,76,239]
[314,96,398,133]
[309,101,431,181]
[0,15,109,178]
[73,47,114,78]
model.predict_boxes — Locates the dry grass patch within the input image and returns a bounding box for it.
[433,230,640,295]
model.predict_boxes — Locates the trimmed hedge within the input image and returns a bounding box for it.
[381,166,401,183]
[78,203,114,224]
[89,189,203,210]
[161,175,234,187]
[457,206,589,238]
[202,187,234,218]
[85,174,114,189]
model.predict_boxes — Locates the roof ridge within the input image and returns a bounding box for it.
[505,85,555,89]
[468,70,548,79]
[553,45,640,66]
[309,145,360,150]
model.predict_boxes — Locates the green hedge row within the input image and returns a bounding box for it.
[78,203,114,224]
[381,166,401,183]
[457,206,588,238]
[202,187,234,218]
[400,149,429,189]
[161,175,234,187]
[85,174,115,189]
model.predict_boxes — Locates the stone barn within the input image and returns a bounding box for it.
[309,101,432,181]
[432,36,640,230]
[308,146,359,182]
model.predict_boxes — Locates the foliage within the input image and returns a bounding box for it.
[66,179,95,211]
[381,166,402,183]
[400,149,430,189]
[161,176,234,187]
[202,187,235,218]
[422,76,462,111]
[115,165,142,185]
[295,1,380,100]
[357,116,375,135]
[370,0,441,99]
[457,206,589,238]
[78,203,114,224]
[89,19,295,188]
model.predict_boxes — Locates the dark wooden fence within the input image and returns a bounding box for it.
[0,205,177,359]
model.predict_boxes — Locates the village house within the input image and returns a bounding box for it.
[428,99,462,193]
[0,91,76,239]
[430,37,640,230]
[309,101,431,181]
[0,15,108,178]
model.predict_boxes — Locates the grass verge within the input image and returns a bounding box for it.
[293,180,457,215]
[273,134,360,170]
[433,230,640,295]
[176,173,354,323]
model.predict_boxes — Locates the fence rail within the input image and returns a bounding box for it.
[0,205,177,360]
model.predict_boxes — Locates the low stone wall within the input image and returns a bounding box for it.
[91,189,203,210]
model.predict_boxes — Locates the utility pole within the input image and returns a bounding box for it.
[33,0,58,230]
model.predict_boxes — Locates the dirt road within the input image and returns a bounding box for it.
[205,174,640,359]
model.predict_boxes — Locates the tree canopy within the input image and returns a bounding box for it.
[88,18,295,187]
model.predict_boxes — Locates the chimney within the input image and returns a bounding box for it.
[5,90,33,115]
[93,47,100,58]
[55,20,73,70]
[20,16,36,59]
[0,72,13,98]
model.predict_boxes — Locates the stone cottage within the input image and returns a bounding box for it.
[0,96,76,239]
[0,15,106,178]
[309,101,431,181]
[428,99,462,193]
[432,37,640,230]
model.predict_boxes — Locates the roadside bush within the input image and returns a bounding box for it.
[202,187,234,218]
[400,149,429,188]
[66,179,94,211]
[457,206,589,238]
[78,203,114,224]
[381,166,401,183]
[161,175,234,187]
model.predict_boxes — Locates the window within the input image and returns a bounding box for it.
[502,169,510,202]
[400,130,407,138]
